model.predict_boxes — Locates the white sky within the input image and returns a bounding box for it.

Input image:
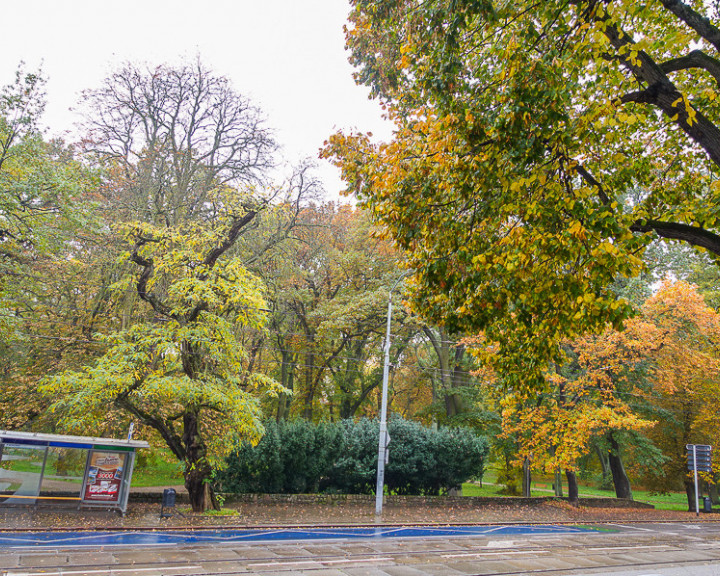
[1,0,391,197]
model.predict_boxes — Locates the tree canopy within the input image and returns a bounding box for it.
[324,0,720,389]
[40,61,284,512]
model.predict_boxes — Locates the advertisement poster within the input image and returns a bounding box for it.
[83,451,126,502]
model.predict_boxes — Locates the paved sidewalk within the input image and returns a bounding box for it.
[2,521,720,576]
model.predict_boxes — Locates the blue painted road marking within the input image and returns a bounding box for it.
[0,524,601,548]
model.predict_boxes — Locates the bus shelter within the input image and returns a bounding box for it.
[0,430,149,515]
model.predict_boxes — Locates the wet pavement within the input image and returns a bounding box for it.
[1,522,720,575]
[2,496,720,575]
[0,524,597,548]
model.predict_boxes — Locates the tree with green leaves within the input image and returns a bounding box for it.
[324,0,720,390]
[41,61,285,512]
[42,199,283,511]
[0,67,98,428]
[257,203,416,421]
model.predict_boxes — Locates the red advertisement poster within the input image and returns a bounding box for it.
[83,451,126,502]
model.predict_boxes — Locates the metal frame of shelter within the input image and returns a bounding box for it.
[0,430,149,515]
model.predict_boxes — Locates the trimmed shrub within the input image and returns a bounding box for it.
[215,417,488,496]
[325,418,379,493]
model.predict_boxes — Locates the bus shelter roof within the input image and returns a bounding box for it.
[0,430,150,451]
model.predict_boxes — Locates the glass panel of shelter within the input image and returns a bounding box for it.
[0,443,47,504]
[40,446,87,497]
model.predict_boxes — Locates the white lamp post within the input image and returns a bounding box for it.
[375,273,409,517]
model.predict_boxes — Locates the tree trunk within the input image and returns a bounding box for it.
[553,469,563,497]
[522,457,532,498]
[565,470,579,504]
[276,349,294,421]
[594,444,613,490]
[422,327,468,421]
[709,481,719,506]
[685,478,698,512]
[608,433,633,500]
[339,385,354,419]
[182,412,217,512]
[303,352,315,421]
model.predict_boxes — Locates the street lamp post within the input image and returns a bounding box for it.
[375,273,409,518]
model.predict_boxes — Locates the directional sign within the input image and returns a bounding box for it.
[688,452,711,472]
[686,444,713,516]
[687,444,713,453]
[687,444,713,473]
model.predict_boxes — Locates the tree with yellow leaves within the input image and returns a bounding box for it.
[324,0,720,393]
[635,280,720,509]
[41,198,283,512]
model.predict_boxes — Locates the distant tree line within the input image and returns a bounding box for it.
[2,53,720,513]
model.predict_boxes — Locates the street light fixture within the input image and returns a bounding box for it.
[375,271,411,518]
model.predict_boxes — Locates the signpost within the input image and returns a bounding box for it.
[686,444,712,516]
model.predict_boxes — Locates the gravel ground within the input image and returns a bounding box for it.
[0,494,712,530]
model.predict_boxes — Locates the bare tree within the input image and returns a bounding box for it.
[79,59,277,226]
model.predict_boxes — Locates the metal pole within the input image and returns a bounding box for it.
[375,294,393,517]
[694,445,700,517]
[375,273,410,518]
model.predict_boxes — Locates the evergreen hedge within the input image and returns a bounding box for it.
[214,417,488,495]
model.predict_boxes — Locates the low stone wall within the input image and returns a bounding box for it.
[128,491,653,509]
[224,493,653,509]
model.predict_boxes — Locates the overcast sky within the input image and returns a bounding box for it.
[1,0,391,197]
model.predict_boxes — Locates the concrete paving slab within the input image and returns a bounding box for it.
[292,570,353,576]
[184,547,245,562]
[447,559,512,574]
[405,563,466,576]
[64,551,118,564]
[524,554,587,570]
[230,546,285,560]
[610,551,692,565]
[110,549,198,564]
[301,544,349,555]
[377,566,429,576]
[0,553,20,569]
[244,571,312,576]
[402,540,471,552]
[263,544,313,557]
[342,568,394,576]
[337,545,383,555]
[18,553,68,567]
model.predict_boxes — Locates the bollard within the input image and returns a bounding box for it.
[160,488,176,518]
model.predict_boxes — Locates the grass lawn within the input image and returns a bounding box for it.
[462,476,691,511]
[131,454,184,488]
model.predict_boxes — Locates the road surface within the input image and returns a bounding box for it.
[1,521,720,575]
